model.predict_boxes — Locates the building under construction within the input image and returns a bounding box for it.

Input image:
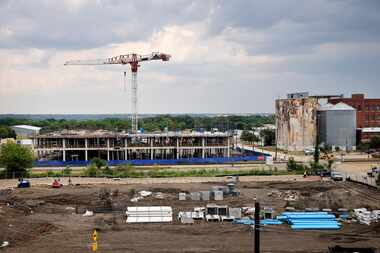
[33,130,233,162]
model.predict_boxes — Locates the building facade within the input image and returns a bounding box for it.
[276,96,319,151]
[328,94,380,128]
[33,130,233,162]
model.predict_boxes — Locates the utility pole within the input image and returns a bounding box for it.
[254,201,260,253]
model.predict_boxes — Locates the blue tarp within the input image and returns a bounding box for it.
[34,155,269,167]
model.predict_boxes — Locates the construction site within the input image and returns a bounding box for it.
[33,130,233,162]
[1,177,380,253]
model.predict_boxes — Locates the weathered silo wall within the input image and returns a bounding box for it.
[276,98,318,151]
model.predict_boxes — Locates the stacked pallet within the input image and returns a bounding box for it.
[126,206,173,223]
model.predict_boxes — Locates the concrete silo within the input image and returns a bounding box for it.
[276,95,319,151]
[317,102,356,151]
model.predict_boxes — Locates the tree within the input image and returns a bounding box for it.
[313,144,320,165]
[357,142,370,153]
[241,130,259,151]
[260,129,275,146]
[91,157,106,170]
[369,137,380,149]
[0,126,16,139]
[0,143,34,178]
[286,157,306,172]
[327,159,334,172]
[241,130,259,143]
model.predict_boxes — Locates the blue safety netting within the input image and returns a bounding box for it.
[34,154,269,167]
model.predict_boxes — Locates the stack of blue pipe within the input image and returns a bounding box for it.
[233,219,283,225]
[277,212,341,230]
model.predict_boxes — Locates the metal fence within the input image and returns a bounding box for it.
[34,155,268,167]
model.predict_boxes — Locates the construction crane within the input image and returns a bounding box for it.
[64,52,171,133]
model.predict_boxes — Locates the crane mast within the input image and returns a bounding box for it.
[64,52,171,133]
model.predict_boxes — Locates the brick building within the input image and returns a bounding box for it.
[328,94,380,129]
[329,94,380,143]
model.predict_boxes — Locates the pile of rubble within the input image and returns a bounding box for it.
[268,190,299,201]
[353,208,380,225]
[130,190,167,202]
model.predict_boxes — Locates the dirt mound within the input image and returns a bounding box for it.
[37,193,94,206]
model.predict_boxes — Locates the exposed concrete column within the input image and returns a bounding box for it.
[62,139,66,162]
[202,137,205,158]
[227,137,230,158]
[85,138,88,161]
[124,138,128,160]
[150,138,154,160]
[107,138,110,161]
[176,137,179,159]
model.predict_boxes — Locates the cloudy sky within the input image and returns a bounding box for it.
[1,0,379,114]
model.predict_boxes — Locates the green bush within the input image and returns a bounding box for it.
[90,158,107,170]
[102,166,113,176]
[0,142,34,178]
[62,166,72,176]
[83,164,98,177]
[309,161,325,175]
[287,157,306,172]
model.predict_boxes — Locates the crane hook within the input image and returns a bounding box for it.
[123,71,127,92]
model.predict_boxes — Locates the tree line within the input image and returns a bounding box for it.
[0,114,275,135]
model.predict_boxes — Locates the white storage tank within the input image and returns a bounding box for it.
[318,102,356,151]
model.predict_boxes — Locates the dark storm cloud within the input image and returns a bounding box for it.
[208,0,380,56]
[0,0,212,49]
[1,0,380,53]
[1,0,380,113]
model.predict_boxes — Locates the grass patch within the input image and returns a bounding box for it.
[28,166,300,178]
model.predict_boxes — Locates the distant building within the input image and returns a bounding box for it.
[318,103,357,151]
[287,92,309,99]
[360,127,380,143]
[328,94,380,128]
[276,93,350,151]
[11,125,41,137]
[33,130,233,162]
[328,94,380,143]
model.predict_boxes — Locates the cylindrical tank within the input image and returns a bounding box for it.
[318,102,356,151]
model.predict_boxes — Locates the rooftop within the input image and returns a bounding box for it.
[12,125,42,131]
[362,127,380,133]
[35,129,232,138]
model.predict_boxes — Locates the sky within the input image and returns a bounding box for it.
[1,0,380,114]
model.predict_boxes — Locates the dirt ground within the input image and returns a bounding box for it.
[0,180,380,253]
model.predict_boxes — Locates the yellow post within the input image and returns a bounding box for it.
[91,229,98,252]
[91,242,98,252]
[92,230,97,242]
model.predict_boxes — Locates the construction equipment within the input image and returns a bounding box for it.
[64,52,171,133]
[52,179,62,188]
[17,179,30,188]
